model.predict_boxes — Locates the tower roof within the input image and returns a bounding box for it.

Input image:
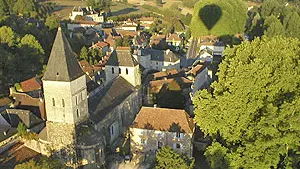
[43,27,84,82]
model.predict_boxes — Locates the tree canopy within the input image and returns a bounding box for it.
[246,0,300,40]
[15,157,65,169]
[155,147,194,169]
[193,36,300,168]
[190,0,247,37]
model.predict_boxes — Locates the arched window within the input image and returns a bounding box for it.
[126,68,128,75]
[52,98,55,106]
[112,67,114,74]
[119,68,121,74]
[62,99,65,107]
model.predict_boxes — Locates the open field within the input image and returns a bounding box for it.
[110,2,147,16]
[128,0,193,14]
[45,0,87,19]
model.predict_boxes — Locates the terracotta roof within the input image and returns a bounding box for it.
[140,16,154,22]
[187,64,205,76]
[20,77,41,92]
[116,30,139,37]
[0,97,11,107]
[132,107,194,134]
[92,41,109,48]
[166,34,181,42]
[149,77,192,93]
[44,27,85,82]
[11,93,41,107]
[152,69,179,79]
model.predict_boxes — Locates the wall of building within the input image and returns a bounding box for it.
[150,60,180,71]
[130,128,193,157]
[192,67,209,95]
[105,65,141,87]
[93,88,142,147]
[43,75,89,124]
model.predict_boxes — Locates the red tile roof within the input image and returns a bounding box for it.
[166,34,181,42]
[20,77,41,92]
[132,107,194,134]
[92,41,109,48]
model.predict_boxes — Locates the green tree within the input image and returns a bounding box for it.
[0,0,8,16]
[15,157,65,169]
[194,36,300,169]
[0,26,16,46]
[190,0,247,37]
[80,46,88,61]
[264,15,285,38]
[155,147,194,169]
[20,34,45,55]
[45,14,59,31]
[13,0,36,16]
[283,11,300,39]
[17,122,27,137]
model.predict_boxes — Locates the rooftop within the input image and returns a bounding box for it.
[88,76,135,123]
[20,77,41,92]
[131,107,194,134]
[44,27,85,82]
[106,50,139,67]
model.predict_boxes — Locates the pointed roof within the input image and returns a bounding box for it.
[43,27,85,82]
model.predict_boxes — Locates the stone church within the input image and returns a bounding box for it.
[35,27,142,168]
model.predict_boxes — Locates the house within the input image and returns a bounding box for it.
[199,36,225,56]
[120,24,138,31]
[139,17,154,25]
[70,6,104,22]
[130,107,194,161]
[133,48,180,72]
[90,41,110,56]
[166,33,182,47]
[150,34,167,49]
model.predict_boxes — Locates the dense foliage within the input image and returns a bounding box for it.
[193,36,300,168]
[246,0,300,40]
[155,147,194,169]
[15,157,65,169]
[190,0,247,37]
[87,0,111,11]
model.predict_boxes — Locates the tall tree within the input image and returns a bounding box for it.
[45,14,59,31]
[194,36,300,169]
[264,15,285,38]
[80,46,88,61]
[0,26,16,46]
[13,0,36,16]
[155,147,194,169]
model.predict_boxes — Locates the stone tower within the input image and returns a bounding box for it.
[41,27,89,152]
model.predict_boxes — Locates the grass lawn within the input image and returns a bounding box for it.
[45,0,87,19]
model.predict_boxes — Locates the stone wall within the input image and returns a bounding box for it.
[130,128,193,157]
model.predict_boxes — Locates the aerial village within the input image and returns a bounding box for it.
[1,0,299,169]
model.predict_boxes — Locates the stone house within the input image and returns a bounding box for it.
[133,48,180,72]
[130,107,194,159]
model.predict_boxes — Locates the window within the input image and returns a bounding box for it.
[173,143,182,149]
[62,99,65,107]
[126,68,128,75]
[76,109,79,117]
[119,68,121,74]
[111,125,114,135]
[157,141,163,149]
[176,132,183,139]
[52,98,55,106]
[112,67,114,74]
[156,62,158,65]
[141,138,147,145]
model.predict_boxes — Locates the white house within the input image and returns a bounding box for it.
[133,49,180,72]
[200,36,225,56]
[70,6,104,23]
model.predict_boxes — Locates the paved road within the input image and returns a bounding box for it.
[186,37,199,59]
